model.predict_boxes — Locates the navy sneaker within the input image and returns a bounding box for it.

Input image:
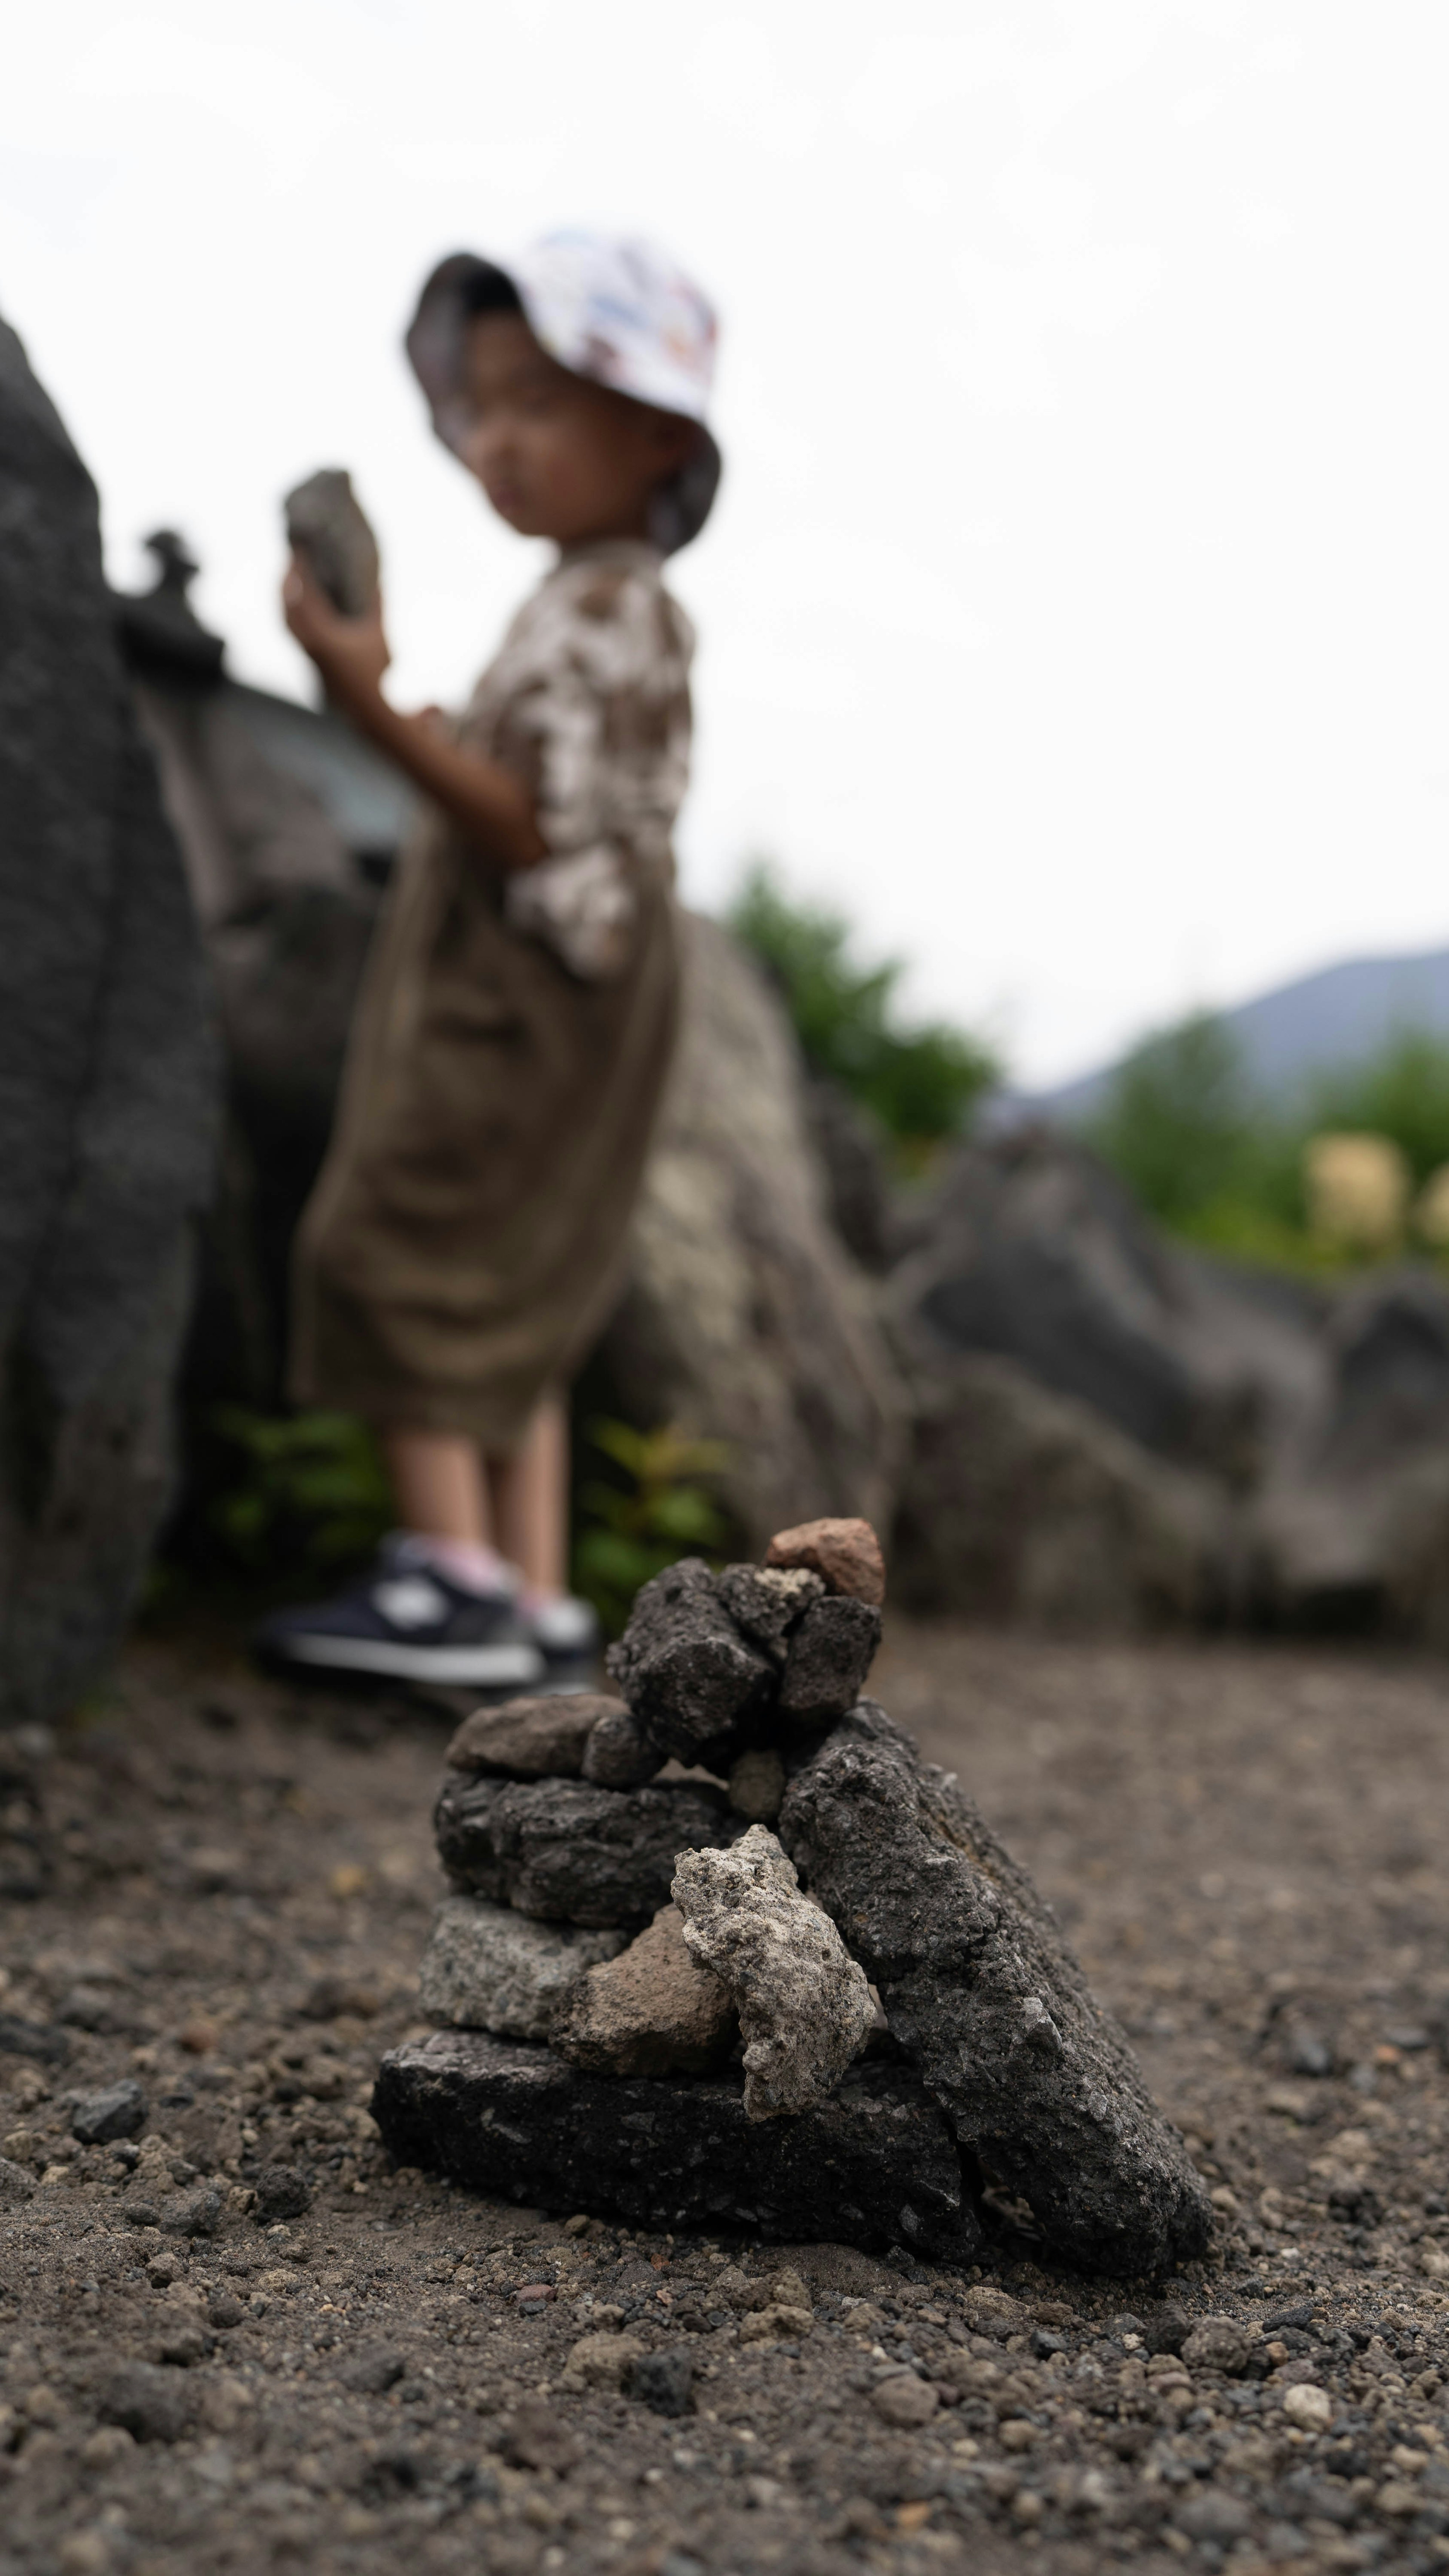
[520,1590,601,1667]
[256,1536,545,1688]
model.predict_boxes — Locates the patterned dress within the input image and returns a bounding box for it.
[290,538,688,1449]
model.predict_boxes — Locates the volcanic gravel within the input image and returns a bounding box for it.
[2,1618,1449,2576]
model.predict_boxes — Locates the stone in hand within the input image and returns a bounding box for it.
[671,1824,873,2119]
[283,468,380,618]
[419,1894,626,2039]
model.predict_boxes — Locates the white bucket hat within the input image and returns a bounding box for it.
[406,230,721,554]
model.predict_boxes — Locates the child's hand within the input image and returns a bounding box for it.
[282,553,391,705]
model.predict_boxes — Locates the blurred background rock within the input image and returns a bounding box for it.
[100,527,1449,1655]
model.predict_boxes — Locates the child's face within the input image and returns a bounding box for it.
[454,314,698,547]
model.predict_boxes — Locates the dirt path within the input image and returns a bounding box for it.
[3,1618,1449,2576]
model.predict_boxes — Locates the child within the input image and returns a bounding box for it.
[260,233,720,1686]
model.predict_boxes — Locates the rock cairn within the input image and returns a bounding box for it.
[373,1519,1211,2275]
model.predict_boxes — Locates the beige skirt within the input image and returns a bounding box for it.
[290,812,680,1450]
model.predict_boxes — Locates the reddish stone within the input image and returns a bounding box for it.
[764,1518,886,1607]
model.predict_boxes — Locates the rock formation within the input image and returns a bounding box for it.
[598,917,907,1550]
[0,314,218,1725]
[374,1521,1211,2271]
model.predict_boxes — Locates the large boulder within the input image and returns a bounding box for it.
[779,1701,1213,2274]
[0,318,218,1724]
[599,917,906,1551]
[119,542,390,1408]
[1245,1269,1449,1635]
[891,1352,1223,1632]
[890,1125,1323,1484]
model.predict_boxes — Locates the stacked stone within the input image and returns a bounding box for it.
[374,1520,1212,2276]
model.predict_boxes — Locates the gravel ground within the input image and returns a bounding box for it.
[3,1617,1449,2576]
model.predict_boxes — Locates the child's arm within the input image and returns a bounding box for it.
[283,560,546,872]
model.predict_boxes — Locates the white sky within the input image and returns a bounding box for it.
[4,0,1447,1087]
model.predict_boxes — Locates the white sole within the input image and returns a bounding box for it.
[274,1637,545,1685]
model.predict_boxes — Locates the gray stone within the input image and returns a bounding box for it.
[0,2015,68,2065]
[580,1702,660,1789]
[779,1702,1212,2274]
[727,1748,786,1823]
[715,1564,823,1663]
[672,1826,873,2119]
[550,1904,735,2076]
[891,1353,1221,1633]
[339,2346,406,2396]
[443,1694,608,1778]
[418,1894,626,2039]
[597,915,906,1552]
[1181,2316,1255,2375]
[72,2078,147,2145]
[0,316,219,1725]
[434,1769,740,1926]
[778,1595,882,1723]
[97,2360,194,2444]
[889,1128,1269,1469]
[804,1074,898,1274]
[627,2348,694,2416]
[283,469,380,618]
[0,2156,34,2202]
[372,2029,982,2257]
[606,1559,775,1765]
[252,2164,309,2223]
[160,2185,222,2237]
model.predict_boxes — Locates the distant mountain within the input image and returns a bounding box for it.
[1035,946,1449,1126]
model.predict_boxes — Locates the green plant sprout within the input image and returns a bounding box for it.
[572,1418,732,1636]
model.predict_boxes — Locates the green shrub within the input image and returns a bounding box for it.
[206,1406,393,1575]
[572,1418,732,1637]
[728,864,998,1152]
[1086,1012,1449,1267]
[1307,1031,1449,1188]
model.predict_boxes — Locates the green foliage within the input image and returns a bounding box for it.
[572,1418,731,1637]
[1087,1011,1449,1270]
[727,864,998,1149]
[1086,1012,1301,1233]
[1307,1031,1449,1189]
[206,1406,393,1575]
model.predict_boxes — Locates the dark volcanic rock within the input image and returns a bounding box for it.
[97,2360,194,2444]
[252,2163,309,2223]
[72,2078,147,2144]
[778,1595,882,1722]
[779,1702,1212,2274]
[443,1694,606,1778]
[580,1702,660,1789]
[0,316,218,1724]
[891,1353,1221,1633]
[715,1562,824,1661]
[606,1559,776,1763]
[0,2015,69,2066]
[628,2348,695,2416]
[372,2029,981,2257]
[434,1771,740,1926]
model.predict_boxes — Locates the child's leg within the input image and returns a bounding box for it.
[486,1395,568,1596]
[381,1427,491,1546]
